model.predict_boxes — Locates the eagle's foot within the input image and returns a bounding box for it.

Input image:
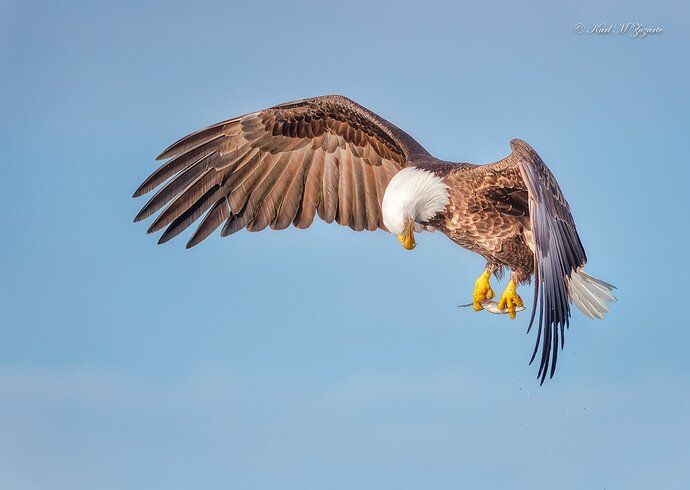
[473,270,495,311]
[497,280,524,320]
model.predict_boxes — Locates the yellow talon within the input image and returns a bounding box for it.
[473,269,495,311]
[497,280,524,319]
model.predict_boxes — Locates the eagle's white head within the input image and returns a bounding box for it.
[382,167,450,250]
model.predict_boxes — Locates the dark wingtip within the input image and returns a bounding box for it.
[147,220,164,234]
[133,210,148,223]
[132,183,151,198]
[155,140,180,161]
[155,150,171,161]
[185,233,204,249]
[132,180,156,199]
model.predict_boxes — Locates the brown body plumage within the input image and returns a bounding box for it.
[134,95,615,383]
[428,161,534,285]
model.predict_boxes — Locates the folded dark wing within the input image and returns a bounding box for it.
[511,139,587,384]
[133,95,429,247]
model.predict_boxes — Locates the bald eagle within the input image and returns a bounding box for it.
[133,95,616,383]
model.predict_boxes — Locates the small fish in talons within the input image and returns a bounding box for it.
[459,300,526,315]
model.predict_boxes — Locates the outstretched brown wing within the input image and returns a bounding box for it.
[133,95,429,247]
[511,139,588,384]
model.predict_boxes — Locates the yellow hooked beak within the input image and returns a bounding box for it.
[397,219,416,250]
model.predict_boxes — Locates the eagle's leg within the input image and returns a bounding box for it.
[497,278,524,320]
[473,269,495,311]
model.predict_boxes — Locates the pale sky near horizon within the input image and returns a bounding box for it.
[1,0,689,489]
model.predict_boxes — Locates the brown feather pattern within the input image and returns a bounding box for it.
[135,95,424,246]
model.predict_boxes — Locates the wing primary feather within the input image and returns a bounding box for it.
[156,122,238,161]
[157,184,221,244]
[135,157,213,223]
[147,169,216,233]
[186,196,231,248]
[133,144,217,199]
[228,151,277,213]
[221,148,262,192]
[246,153,295,232]
[221,206,253,236]
[527,253,540,334]
[530,285,545,365]
[551,313,559,379]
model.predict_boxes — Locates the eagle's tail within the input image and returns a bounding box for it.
[567,268,617,320]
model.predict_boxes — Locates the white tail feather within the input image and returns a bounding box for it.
[568,268,617,320]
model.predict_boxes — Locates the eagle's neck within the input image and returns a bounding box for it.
[382,167,450,234]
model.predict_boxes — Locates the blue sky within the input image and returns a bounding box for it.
[1,0,689,488]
